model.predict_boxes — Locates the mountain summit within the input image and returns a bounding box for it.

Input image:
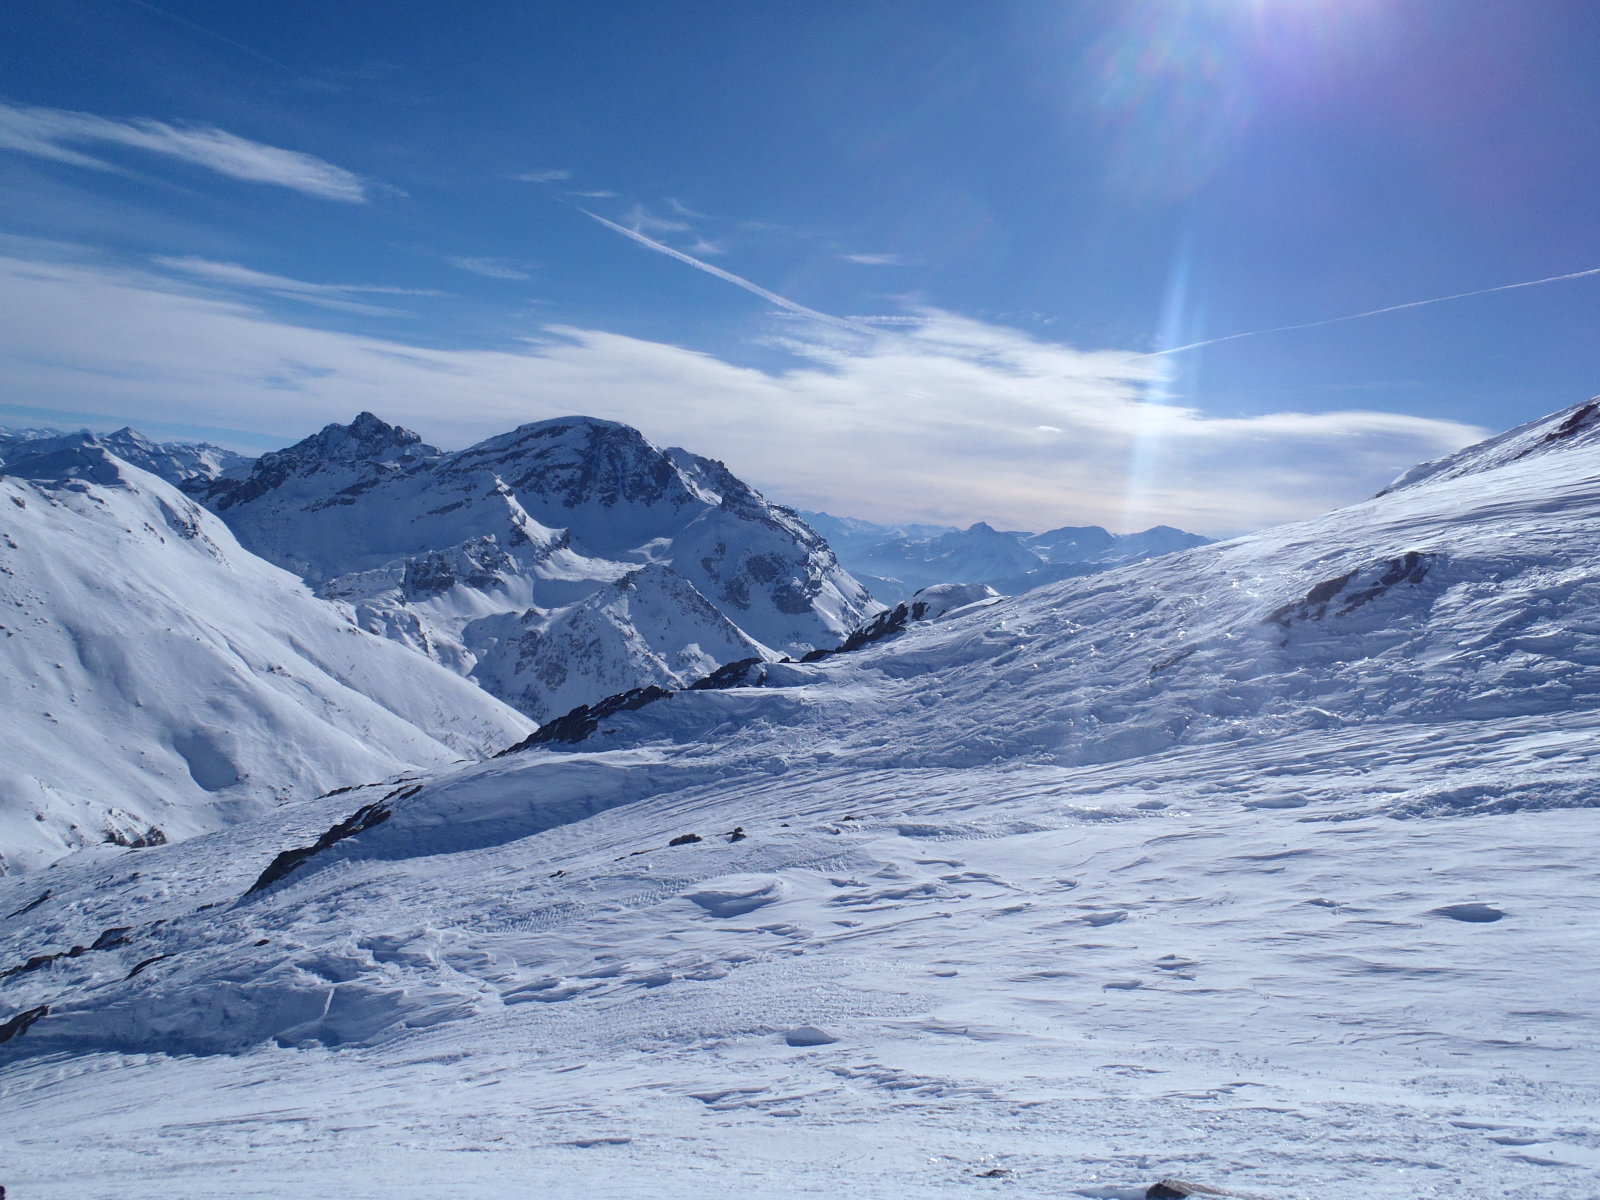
[187,414,879,720]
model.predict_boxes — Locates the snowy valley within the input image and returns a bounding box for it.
[3,402,1600,1197]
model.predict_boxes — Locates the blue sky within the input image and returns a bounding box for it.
[3,0,1599,534]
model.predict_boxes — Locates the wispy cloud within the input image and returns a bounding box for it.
[0,248,1487,534]
[154,256,440,314]
[842,253,910,267]
[579,208,874,336]
[510,168,571,184]
[622,203,692,235]
[446,256,534,281]
[1154,266,1600,356]
[0,101,367,201]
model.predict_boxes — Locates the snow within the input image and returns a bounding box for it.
[189,414,879,720]
[4,404,1600,1196]
[0,444,530,872]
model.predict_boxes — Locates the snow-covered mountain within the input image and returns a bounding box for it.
[0,425,66,453]
[0,440,530,873]
[187,414,878,721]
[803,510,1211,601]
[0,425,248,484]
[4,401,1600,1196]
[1379,392,1600,494]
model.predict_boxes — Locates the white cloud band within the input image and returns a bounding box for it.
[0,249,1487,534]
[0,102,367,202]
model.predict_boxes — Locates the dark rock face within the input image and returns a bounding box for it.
[0,1005,48,1046]
[5,890,50,919]
[246,794,407,894]
[189,411,437,513]
[1534,398,1600,448]
[0,927,132,980]
[803,597,928,661]
[1265,551,1435,630]
[688,657,765,691]
[402,537,515,599]
[499,685,675,751]
[102,824,167,849]
[480,420,687,513]
[126,954,169,979]
[1432,902,1505,922]
[1145,1181,1231,1199]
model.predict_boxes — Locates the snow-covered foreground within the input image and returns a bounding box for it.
[5,403,1600,1197]
[4,745,1596,1198]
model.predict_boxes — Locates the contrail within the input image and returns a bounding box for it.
[1149,265,1600,357]
[578,208,875,335]
[123,0,298,74]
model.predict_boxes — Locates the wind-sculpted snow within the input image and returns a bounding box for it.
[0,448,531,872]
[187,413,878,720]
[6,410,1600,1196]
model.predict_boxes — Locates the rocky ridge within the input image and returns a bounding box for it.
[186,414,880,721]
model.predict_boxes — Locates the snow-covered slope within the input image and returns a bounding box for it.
[1380,394,1600,494]
[805,510,1211,601]
[5,407,1600,1196]
[0,442,531,873]
[188,414,878,721]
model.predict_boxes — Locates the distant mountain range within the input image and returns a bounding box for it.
[1,421,1214,743]
[0,412,1219,867]
[0,425,248,484]
[800,511,1211,602]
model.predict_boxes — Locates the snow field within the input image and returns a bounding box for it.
[4,718,1599,1196]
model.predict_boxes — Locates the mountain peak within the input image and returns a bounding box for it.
[302,412,436,464]
[189,413,437,513]
[455,416,692,529]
